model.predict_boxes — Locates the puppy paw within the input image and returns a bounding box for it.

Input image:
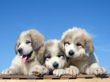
[40,66,49,75]
[2,68,16,75]
[86,67,106,75]
[29,66,49,76]
[53,69,65,76]
[65,66,79,76]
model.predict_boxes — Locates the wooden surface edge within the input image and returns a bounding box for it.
[0,78,110,82]
[0,74,109,79]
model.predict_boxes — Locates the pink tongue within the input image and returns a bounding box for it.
[22,56,27,64]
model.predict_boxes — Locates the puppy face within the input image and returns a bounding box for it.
[44,40,67,71]
[61,28,94,58]
[15,30,44,63]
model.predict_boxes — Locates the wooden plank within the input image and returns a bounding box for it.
[43,75,60,79]
[0,78,110,82]
[0,74,109,79]
[0,75,41,79]
[60,74,77,79]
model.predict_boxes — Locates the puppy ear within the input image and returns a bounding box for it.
[85,37,94,54]
[36,45,46,65]
[58,41,65,52]
[29,30,45,51]
[15,36,20,54]
[15,43,18,54]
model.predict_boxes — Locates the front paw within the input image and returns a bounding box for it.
[29,66,49,76]
[65,66,79,76]
[53,69,65,76]
[86,67,106,75]
[2,68,16,75]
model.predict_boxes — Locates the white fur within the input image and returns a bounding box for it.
[62,27,78,39]
[65,43,86,58]
[2,55,48,75]
[62,27,85,40]
[2,30,48,75]
[65,44,76,57]
[53,65,79,76]
[45,40,67,76]
[45,56,66,70]
[18,42,33,55]
[61,27,107,75]
[65,66,79,76]
[45,40,66,71]
[53,69,65,76]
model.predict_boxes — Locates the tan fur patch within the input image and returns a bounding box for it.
[61,28,94,55]
[29,30,44,51]
[44,40,68,68]
[15,30,45,54]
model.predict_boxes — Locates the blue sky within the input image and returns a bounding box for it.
[0,0,110,73]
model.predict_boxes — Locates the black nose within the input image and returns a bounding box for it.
[53,62,59,69]
[18,48,23,54]
[69,50,74,56]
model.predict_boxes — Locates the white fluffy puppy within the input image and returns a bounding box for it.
[60,28,106,75]
[2,30,48,75]
[43,40,68,76]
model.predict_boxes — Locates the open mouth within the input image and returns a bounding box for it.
[21,51,33,64]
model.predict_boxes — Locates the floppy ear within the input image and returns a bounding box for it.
[58,41,65,52]
[15,36,20,54]
[85,37,94,54]
[36,45,46,65]
[29,30,45,51]
[15,43,18,54]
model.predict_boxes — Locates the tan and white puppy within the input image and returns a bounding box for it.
[2,30,48,75]
[60,28,106,75]
[44,40,68,76]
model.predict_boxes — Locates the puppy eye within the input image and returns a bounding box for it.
[46,55,51,59]
[76,42,81,46]
[64,42,70,45]
[57,55,64,57]
[26,41,31,44]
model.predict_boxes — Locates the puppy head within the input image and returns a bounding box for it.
[15,29,44,63]
[44,40,67,71]
[61,28,94,58]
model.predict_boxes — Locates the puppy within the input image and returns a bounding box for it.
[43,40,68,76]
[60,28,106,75]
[2,29,48,75]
